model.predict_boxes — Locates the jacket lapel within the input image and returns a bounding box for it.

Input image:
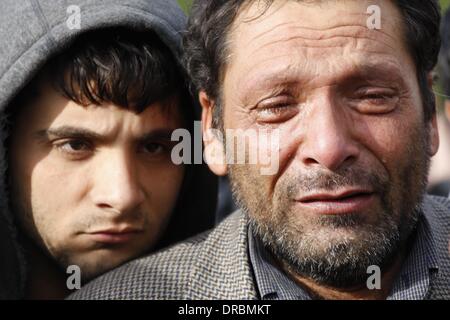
[186,210,258,299]
[422,196,450,299]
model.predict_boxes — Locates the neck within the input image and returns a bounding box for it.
[291,256,404,300]
[23,239,70,300]
[282,253,406,300]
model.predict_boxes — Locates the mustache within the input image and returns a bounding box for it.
[284,166,389,196]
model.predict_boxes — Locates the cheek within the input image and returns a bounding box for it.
[28,158,87,236]
[141,164,185,220]
[355,113,423,173]
[8,140,83,251]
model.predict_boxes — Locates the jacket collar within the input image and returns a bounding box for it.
[187,210,258,299]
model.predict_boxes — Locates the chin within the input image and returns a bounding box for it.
[78,261,123,283]
[66,253,135,283]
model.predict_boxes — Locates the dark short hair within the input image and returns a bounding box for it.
[184,0,441,124]
[12,27,189,117]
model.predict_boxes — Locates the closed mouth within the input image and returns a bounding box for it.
[297,189,374,203]
[294,189,376,215]
[86,227,143,244]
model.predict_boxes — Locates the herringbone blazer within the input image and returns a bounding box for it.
[69,195,450,300]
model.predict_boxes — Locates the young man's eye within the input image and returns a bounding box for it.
[141,142,168,156]
[54,139,93,158]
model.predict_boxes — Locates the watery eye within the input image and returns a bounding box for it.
[351,88,399,114]
[255,94,300,123]
[357,87,396,101]
[256,104,299,123]
[365,93,382,99]
[363,93,389,102]
[258,106,287,117]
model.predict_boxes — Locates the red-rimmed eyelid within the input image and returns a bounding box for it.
[350,88,399,114]
[356,87,396,100]
[256,97,299,124]
[258,95,296,109]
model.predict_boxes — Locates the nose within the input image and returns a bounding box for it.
[299,94,360,171]
[90,150,145,215]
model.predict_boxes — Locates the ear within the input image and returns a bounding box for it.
[425,73,439,156]
[199,91,227,176]
[428,113,440,157]
[445,100,450,123]
[427,72,434,88]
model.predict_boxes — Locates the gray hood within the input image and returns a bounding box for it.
[0,0,216,299]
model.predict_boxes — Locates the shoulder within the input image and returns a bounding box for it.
[422,195,450,299]
[68,210,248,300]
[421,195,450,243]
[422,195,450,224]
[421,195,449,264]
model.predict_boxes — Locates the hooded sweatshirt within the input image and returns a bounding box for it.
[0,0,217,299]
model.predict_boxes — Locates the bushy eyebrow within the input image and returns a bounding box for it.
[245,61,403,92]
[36,126,176,143]
[37,127,105,141]
[351,63,403,81]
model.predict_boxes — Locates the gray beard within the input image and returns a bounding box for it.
[248,203,422,289]
[230,127,430,289]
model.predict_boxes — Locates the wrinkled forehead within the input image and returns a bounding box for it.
[225,0,412,84]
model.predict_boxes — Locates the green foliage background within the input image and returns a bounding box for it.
[442,0,450,12]
[177,0,193,13]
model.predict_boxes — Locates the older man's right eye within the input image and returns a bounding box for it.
[256,100,299,123]
[256,96,298,123]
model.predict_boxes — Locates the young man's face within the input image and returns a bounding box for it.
[8,82,185,281]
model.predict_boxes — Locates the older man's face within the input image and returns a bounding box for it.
[208,0,439,287]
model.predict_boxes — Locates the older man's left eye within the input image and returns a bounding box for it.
[352,88,399,114]
[364,93,391,104]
